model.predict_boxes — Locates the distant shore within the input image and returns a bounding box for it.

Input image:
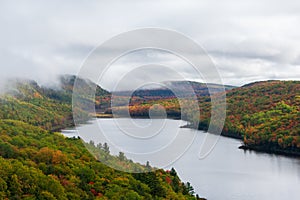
[64,113,300,158]
[238,145,300,157]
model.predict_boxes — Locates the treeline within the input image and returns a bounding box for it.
[105,98,181,119]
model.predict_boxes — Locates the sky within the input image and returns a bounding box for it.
[0,0,300,90]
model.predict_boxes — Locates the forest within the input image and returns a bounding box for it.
[0,76,203,200]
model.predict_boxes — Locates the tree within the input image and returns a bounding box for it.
[38,191,56,200]
[103,143,110,154]
[170,168,177,177]
[89,140,95,147]
[9,174,22,198]
[96,143,102,149]
[0,177,7,198]
[118,152,126,161]
[185,182,195,195]
[146,161,151,172]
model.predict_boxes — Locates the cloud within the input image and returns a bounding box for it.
[0,0,299,88]
[98,49,202,91]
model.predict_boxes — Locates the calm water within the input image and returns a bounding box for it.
[62,118,300,200]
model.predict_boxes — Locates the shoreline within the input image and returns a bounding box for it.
[60,115,300,158]
[238,145,300,158]
[186,123,300,157]
[189,123,300,157]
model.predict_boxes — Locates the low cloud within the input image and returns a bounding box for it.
[0,0,299,88]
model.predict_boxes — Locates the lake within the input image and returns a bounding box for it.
[62,118,300,200]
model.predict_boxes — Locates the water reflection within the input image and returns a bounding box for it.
[62,119,300,200]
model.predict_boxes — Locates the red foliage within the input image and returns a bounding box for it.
[165,176,172,184]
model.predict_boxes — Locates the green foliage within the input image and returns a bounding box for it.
[0,119,199,199]
[243,101,299,150]
[0,77,200,199]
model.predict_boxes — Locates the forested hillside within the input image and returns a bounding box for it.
[0,77,202,199]
[223,81,300,155]
[0,79,74,131]
[123,81,300,156]
[0,75,111,130]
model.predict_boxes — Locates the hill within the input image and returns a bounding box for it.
[0,77,202,199]
[109,81,234,119]
[223,80,300,155]
[114,81,235,99]
[123,80,300,156]
[0,79,74,131]
[190,80,300,156]
[0,75,112,130]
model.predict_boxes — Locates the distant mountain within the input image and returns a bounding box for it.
[59,74,110,97]
[59,75,111,113]
[113,81,235,100]
[165,81,235,96]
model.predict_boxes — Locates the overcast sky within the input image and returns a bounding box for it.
[0,0,300,90]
